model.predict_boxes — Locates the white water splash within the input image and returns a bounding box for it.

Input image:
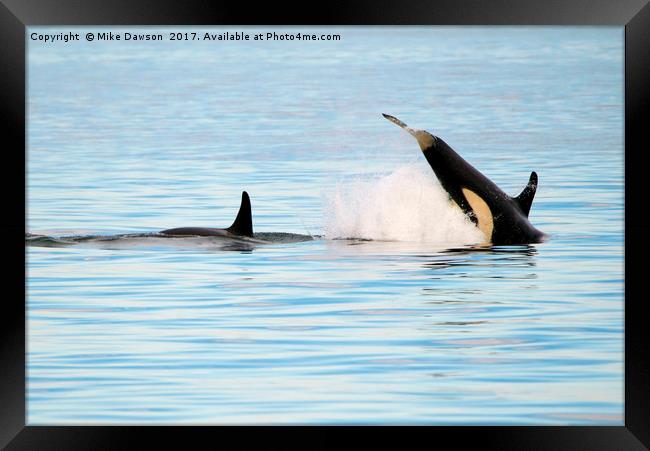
[324,165,486,244]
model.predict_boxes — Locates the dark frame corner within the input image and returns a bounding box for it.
[2,0,649,449]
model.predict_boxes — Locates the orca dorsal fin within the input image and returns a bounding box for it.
[513,172,538,217]
[227,191,253,237]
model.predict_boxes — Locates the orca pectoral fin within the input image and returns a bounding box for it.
[513,172,538,217]
[226,191,253,237]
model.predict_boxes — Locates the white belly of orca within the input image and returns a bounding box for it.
[461,188,494,241]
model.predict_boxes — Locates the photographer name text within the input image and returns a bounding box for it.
[30,31,342,43]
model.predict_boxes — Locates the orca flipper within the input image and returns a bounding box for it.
[513,172,537,217]
[226,191,253,237]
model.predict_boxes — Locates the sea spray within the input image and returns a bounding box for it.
[324,165,486,244]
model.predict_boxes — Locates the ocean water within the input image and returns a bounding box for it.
[26,27,624,425]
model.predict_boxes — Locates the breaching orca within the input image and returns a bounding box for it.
[161,191,254,238]
[383,114,545,245]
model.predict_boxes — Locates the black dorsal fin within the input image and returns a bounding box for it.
[227,191,253,237]
[513,172,538,217]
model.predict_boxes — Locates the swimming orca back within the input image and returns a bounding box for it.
[227,191,254,237]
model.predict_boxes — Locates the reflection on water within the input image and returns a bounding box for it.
[26,233,623,425]
[27,26,623,425]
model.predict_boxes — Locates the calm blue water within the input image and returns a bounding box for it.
[26,27,624,425]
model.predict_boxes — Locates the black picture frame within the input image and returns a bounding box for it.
[3,0,649,449]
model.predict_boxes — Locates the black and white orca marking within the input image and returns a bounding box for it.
[161,191,254,238]
[383,114,545,245]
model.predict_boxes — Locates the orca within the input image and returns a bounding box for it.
[26,191,316,251]
[160,191,254,238]
[383,114,545,245]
